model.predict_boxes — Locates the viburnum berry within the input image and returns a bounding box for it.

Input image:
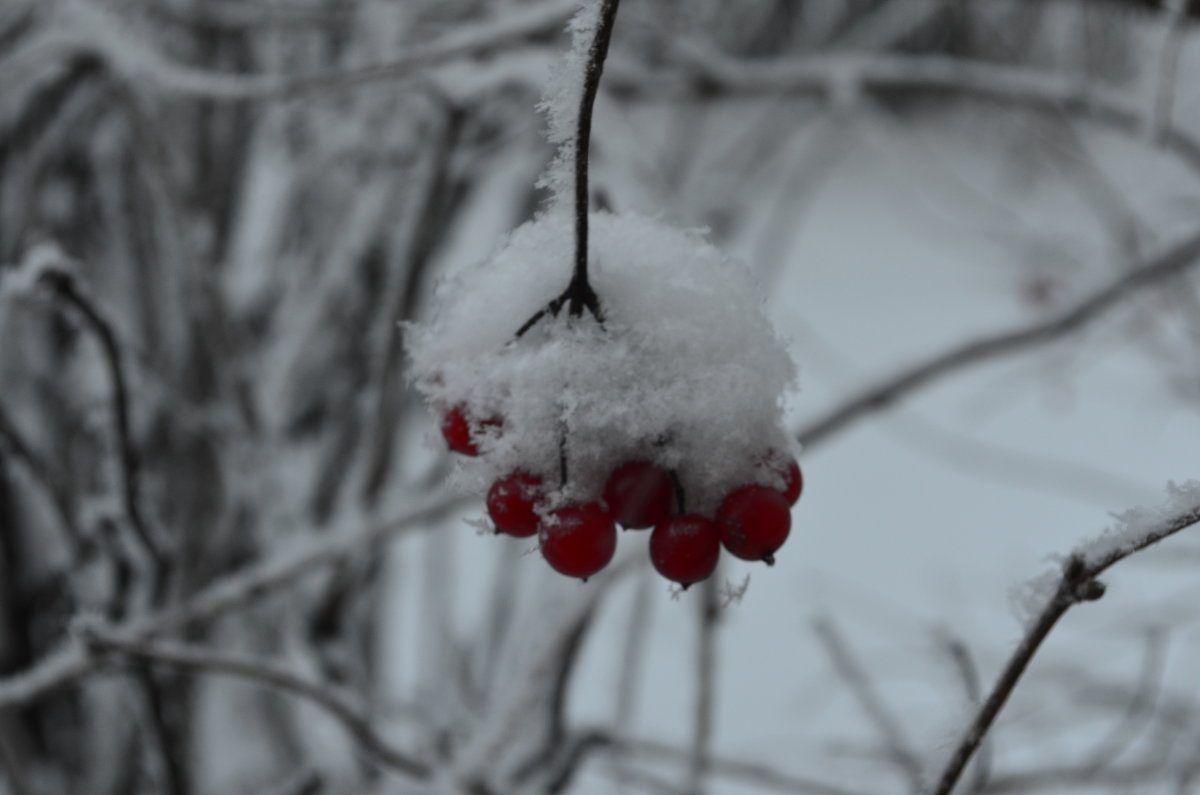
[487,472,544,537]
[766,454,803,506]
[603,460,675,529]
[539,502,617,580]
[439,406,500,456]
[716,485,791,565]
[650,515,720,587]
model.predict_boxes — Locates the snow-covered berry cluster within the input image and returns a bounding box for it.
[407,210,802,587]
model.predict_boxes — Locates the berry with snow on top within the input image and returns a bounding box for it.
[650,515,721,587]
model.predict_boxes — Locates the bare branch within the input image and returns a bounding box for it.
[0,492,469,710]
[40,268,165,570]
[797,226,1200,449]
[812,617,923,791]
[932,495,1200,795]
[936,631,991,792]
[82,630,431,779]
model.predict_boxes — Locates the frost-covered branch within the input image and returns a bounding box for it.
[81,630,431,778]
[932,483,1200,795]
[19,0,576,101]
[0,492,468,710]
[607,49,1200,178]
[797,226,1200,449]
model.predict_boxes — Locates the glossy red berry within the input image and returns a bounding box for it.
[602,460,675,529]
[439,406,500,456]
[539,503,617,580]
[716,485,791,565]
[487,472,544,537]
[650,515,721,587]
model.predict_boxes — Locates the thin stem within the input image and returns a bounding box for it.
[515,0,620,336]
[797,226,1200,450]
[41,270,165,573]
[566,0,620,319]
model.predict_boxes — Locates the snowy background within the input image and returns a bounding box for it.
[1,1,1199,794]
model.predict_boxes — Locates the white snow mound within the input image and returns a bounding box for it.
[406,209,799,515]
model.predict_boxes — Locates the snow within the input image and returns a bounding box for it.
[1076,479,1200,567]
[536,0,595,201]
[0,241,73,300]
[1010,481,1200,626]
[406,210,798,517]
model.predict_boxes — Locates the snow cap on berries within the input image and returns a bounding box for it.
[407,209,797,515]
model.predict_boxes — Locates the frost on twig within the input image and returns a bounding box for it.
[1013,480,1200,625]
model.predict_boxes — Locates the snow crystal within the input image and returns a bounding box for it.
[1076,480,1200,568]
[405,209,798,517]
[536,0,596,201]
[1011,481,1200,626]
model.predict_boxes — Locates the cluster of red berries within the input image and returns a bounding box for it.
[440,406,803,587]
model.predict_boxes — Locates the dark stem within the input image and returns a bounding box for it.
[515,0,621,336]
[42,270,166,576]
[567,0,620,320]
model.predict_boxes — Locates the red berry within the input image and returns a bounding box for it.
[772,456,803,505]
[487,472,544,537]
[650,515,721,587]
[539,503,617,580]
[716,485,791,564]
[603,461,675,529]
[439,406,501,456]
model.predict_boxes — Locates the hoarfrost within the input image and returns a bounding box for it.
[406,209,798,516]
[1011,481,1200,626]
[536,0,595,202]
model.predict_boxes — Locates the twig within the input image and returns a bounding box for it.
[812,617,923,791]
[82,630,430,779]
[797,226,1200,449]
[932,499,1200,795]
[515,0,621,337]
[0,492,468,710]
[567,0,619,322]
[935,632,991,792]
[687,578,720,795]
[40,268,165,571]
